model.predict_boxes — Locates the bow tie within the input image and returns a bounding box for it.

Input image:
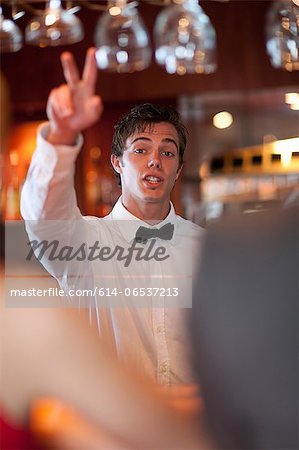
[135,223,174,244]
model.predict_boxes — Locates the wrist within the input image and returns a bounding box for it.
[47,125,78,146]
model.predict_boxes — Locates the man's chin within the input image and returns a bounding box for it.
[142,193,165,203]
[139,184,171,204]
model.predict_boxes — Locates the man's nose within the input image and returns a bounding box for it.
[147,151,161,169]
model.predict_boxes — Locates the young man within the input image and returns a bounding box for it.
[21,48,204,385]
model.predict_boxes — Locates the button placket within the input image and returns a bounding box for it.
[149,252,170,384]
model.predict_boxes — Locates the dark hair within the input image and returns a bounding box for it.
[111,103,187,186]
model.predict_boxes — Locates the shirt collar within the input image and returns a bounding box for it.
[110,196,177,244]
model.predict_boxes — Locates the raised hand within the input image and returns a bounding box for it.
[47,47,103,145]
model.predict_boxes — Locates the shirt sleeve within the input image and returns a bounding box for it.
[21,122,83,220]
[20,123,96,304]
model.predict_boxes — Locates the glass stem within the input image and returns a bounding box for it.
[115,0,127,8]
[48,0,62,10]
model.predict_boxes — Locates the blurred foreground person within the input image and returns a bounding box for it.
[1,301,206,450]
[191,204,298,449]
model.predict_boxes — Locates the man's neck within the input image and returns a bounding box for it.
[121,199,171,225]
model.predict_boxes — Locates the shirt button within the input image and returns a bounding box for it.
[159,362,168,374]
[156,325,163,334]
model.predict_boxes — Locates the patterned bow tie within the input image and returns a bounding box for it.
[135,223,174,244]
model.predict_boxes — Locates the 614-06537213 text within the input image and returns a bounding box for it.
[96,287,179,297]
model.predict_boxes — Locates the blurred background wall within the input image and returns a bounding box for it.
[1,0,298,221]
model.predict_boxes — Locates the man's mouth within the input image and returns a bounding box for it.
[144,175,162,184]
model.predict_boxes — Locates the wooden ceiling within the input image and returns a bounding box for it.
[1,0,298,115]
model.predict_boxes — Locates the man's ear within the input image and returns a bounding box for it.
[175,163,183,180]
[111,155,122,174]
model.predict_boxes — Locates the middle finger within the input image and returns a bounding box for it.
[61,52,80,88]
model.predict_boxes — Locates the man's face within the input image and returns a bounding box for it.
[111,122,182,217]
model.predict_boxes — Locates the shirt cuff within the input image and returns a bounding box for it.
[36,122,84,173]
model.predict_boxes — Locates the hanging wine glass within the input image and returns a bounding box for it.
[154,0,217,75]
[95,0,152,73]
[25,0,84,47]
[0,6,23,53]
[266,0,299,71]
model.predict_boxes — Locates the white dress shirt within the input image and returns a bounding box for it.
[21,123,205,385]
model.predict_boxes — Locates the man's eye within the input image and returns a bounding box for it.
[163,151,175,157]
[134,149,145,154]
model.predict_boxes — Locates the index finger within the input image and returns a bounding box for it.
[82,47,98,92]
[61,52,80,88]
